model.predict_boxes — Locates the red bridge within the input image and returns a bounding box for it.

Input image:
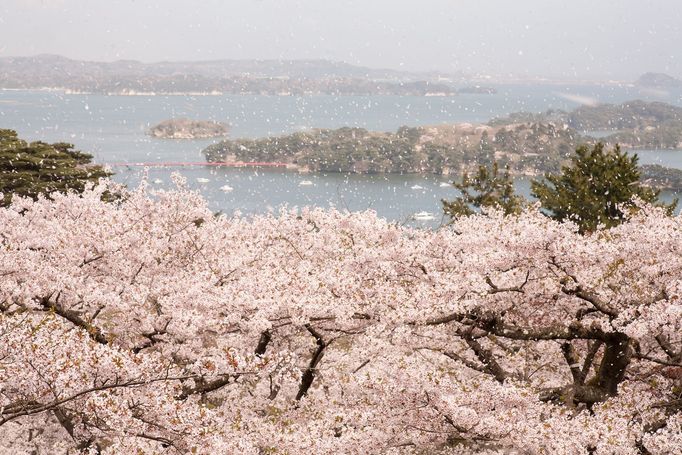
[107,161,289,168]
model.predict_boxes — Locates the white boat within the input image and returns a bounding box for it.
[299,180,314,186]
[439,182,451,188]
[220,185,234,192]
[410,184,424,190]
[413,211,435,221]
[153,178,163,184]
[196,178,210,183]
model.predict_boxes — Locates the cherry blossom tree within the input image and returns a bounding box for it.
[0,178,680,454]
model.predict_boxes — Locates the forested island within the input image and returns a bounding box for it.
[490,100,682,149]
[148,119,229,139]
[203,123,577,175]
[203,100,682,188]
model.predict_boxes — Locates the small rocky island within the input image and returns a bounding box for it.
[148,118,229,139]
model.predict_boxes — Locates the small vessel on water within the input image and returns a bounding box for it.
[299,180,313,186]
[439,182,451,188]
[220,185,234,192]
[196,178,210,183]
[410,184,424,190]
[413,211,435,221]
[153,178,163,184]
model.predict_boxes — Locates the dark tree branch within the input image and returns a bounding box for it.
[177,374,239,400]
[135,433,174,448]
[39,294,108,345]
[442,350,489,375]
[462,334,509,383]
[129,262,145,285]
[561,342,583,385]
[561,285,619,318]
[550,256,618,318]
[132,321,170,354]
[296,324,328,400]
[485,271,529,294]
[352,359,370,374]
[576,307,599,321]
[633,352,682,367]
[80,254,104,267]
[255,330,271,356]
[274,235,304,260]
[1,375,195,426]
[268,374,281,400]
[424,311,463,326]
[580,340,603,385]
[655,334,681,362]
[652,398,682,410]
[53,407,76,439]
[595,335,631,396]
[539,383,609,405]
[424,310,613,342]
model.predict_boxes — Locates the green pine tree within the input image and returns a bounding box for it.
[531,142,676,233]
[0,129,111,206]
[442,161,524,218]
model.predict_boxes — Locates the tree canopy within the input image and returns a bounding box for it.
[531,142,676,232]
[1,182,681,453]
[441,161,524,217]
[0,129,110,206]
[444,143,677,234]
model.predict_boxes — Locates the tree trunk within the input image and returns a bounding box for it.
[596,334,631,396]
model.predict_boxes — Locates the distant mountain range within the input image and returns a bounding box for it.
[0,54,470,96]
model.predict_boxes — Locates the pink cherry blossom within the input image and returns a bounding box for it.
[0,180,680,454]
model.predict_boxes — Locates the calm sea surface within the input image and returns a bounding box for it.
[2,85,682,226]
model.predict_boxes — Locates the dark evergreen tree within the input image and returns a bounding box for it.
[531,142,676,233]
[442,161,524,218]
[0,129,111,206]
[478,130,494,158]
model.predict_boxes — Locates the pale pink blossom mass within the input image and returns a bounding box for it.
[0,177,681,454]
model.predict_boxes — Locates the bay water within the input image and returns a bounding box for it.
[2,84,682,226]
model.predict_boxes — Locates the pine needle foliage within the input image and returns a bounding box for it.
[531,142,676,233]
[0,129,111,206]
[442,161,524,218]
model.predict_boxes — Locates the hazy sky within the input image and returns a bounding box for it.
[1,0,680,80]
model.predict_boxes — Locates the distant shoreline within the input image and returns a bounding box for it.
[0,81,637,97]
[0,87,462,97]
